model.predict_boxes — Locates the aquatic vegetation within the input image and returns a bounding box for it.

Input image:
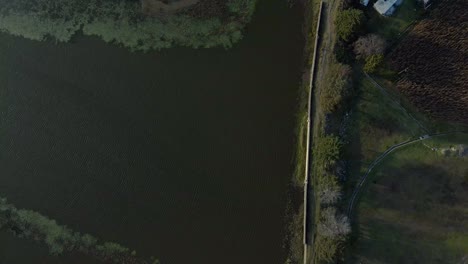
[0,0,257,51]
[0,198,149,263]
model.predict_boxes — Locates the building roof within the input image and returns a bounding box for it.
[374,0,399,15]
[361,0,370,6]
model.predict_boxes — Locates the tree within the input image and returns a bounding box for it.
[315,207,351,262]
[335,8,365,41]
[314,233,338,262]
[318,208,350,238]
[364,54,384,73]
[354,34,386,59]
[321,63,352,113]
[315,136,342,170]
[320,187,341,205]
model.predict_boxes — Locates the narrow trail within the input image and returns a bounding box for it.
[346,131,467,217]
[303,0,338,263]
[302,2,324,263]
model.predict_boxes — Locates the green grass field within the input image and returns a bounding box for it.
[343,71,468,262]
[342,71,426,221]
[349,135,468,263]
[345,76,425,163]
[343,69,468,264]
[343,2,468,263]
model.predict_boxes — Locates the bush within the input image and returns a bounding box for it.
[334,40,354,64]
[354,34,386,59]
[321,63,353,113]
[315,208,350,262]
[315,233,339,262]
[314,136,342,170]
[335,8,365,42]
[318,174,341,205]
[318,208,351,238]
[364,54,384,73]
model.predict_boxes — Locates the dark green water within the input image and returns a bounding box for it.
[0,1,304,263]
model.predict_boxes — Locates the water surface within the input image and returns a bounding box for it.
[0,1,304,263]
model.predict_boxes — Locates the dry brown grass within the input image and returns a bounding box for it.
[389,0,468,123]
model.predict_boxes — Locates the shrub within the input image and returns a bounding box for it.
[318,175,341,205]
[364,54,384,73]
[315,208,350,262]
[318,208,351,238]
[321,63,352,113]
[353,34,386,59]
[334,40,354,64]
[315,233,339,262]
[354,34,386,59]
[335,8,365,41]
[315,136,342,170]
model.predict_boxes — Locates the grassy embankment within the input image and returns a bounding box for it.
[343,1,468,262]
[302,0,355,262]
[285,0,369,262]
[287,0,323,262]
[293,0,323,186]
[0,0,257,51]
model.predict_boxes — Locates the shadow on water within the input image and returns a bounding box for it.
[0,0,305,263]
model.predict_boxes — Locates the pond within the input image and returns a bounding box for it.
[0,0,304,263]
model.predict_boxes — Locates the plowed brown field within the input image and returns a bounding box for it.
[389,0,468,123]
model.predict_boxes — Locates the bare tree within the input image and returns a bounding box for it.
[353,34,386,59]
[318,208,351,238]
[319,186,341,205]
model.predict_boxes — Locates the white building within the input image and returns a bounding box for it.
[374,0,403,16]
[420,0,432,9]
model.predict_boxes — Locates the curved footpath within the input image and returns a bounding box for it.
[347,131,468,217]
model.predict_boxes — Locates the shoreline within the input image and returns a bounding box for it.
[285,0,324,263]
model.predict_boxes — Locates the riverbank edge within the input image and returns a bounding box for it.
[285,0,324,263]
[296,0,354,264]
